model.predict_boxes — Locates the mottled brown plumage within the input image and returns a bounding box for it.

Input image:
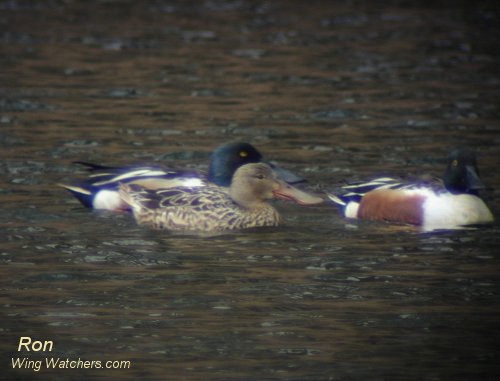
[119,163,322,232]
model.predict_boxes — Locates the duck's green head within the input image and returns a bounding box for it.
[444,148,485,194]
[208,142,263,186]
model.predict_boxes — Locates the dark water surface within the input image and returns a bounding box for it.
[2,1,500,380]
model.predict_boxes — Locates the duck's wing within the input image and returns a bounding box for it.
[74,162,203,189]
[120,183,232,211]
[327,175,446,208]
[327,177,407,206]
[60,162,205,210]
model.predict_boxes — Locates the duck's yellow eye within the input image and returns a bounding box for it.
[239,151,248,158]
[452,159,458,167]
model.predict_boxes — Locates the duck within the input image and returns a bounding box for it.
[59,142,306,211]
[119,163,323,232]
[327,148,494,230]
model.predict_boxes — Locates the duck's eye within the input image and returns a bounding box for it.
[239,151,248,158]
[255,174,265,180]
[452,159,458,167]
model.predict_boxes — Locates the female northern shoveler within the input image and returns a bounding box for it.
[59,142,305,211]
[327,148,494,230]
[119,163,323,232]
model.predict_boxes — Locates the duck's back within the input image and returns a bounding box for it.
[122,184,281,231]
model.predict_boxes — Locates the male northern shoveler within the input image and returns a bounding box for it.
[327,148,494,230]
[119,163,323,232]
[59,142,306,211]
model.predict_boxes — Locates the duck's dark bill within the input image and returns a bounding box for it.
[465,165,486,191]
[273,181,323,205]
[267,162,306,184]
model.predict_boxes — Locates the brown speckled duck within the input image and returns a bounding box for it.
[119,163,323,232]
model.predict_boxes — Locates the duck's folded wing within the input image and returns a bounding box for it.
[121,184,232,209]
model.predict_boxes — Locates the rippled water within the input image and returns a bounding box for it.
[2,1,500,380]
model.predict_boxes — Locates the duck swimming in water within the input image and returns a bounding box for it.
[327,148,494,230]
[59,142,306,211]
[119,163,323,232]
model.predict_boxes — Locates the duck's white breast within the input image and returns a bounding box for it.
[422,192,494,230]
